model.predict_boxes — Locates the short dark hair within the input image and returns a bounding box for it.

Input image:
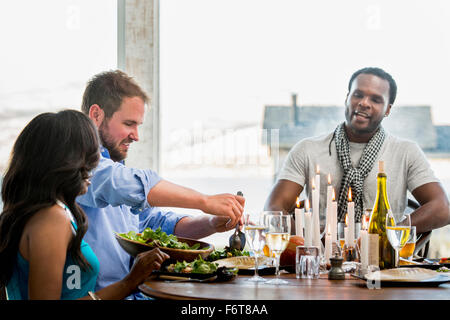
[348,67,397,105]
[81,70,149,118]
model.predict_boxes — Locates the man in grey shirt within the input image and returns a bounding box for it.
[264,67,449,234]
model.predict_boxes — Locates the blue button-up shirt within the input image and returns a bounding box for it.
[76,147,189,298]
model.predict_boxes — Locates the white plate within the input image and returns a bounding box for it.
[365,267,450,282]
[214,256,273,270]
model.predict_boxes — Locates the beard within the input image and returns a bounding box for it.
[98,122,128,162]
[345,107,383,136]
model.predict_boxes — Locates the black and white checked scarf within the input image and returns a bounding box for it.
[334,122,385,222]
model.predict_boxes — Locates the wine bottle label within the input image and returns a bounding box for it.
[367,233,379,267]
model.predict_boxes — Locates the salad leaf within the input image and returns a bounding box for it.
[207,247,250,261]
[118,227,201,250]
[437,266,450,272]
[190,243,201,250]
[166,255,219,274]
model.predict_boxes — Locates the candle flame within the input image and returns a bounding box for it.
[345,213,348,227]
[365,210,371,222]
[327,173,331,184]
[348,187,352,202]
[305,199,310,211]
[327,224,331,234]
[332,188,336,201]
[362,217,368,230]
[296,197,300,208]
[311,178,316,190]
[316,165,320,174]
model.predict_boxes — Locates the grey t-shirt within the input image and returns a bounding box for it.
[277,130,439,226]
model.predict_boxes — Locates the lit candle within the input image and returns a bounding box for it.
[344,213,349,246]
[311,177,321,251]
[324,224,332,265]
[304,199,312,246]
[347,187,355,247]
[315,165,320,205]
[360,218,369,270]
[331,188,338,243]
[294,197,304,238]
[325,174,332,238]
[315,166,321,244]
[315,165,321,201]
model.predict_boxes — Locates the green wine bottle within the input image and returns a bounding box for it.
[368,161,395,269]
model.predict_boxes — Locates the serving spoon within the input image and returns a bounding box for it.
[228,191,246,250]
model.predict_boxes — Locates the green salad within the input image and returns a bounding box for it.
[437,266,450,273]
[166,255,219,274]
[207,247,250,261]
[118,227,201,250]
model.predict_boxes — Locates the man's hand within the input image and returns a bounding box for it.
[147,180,245,227]
[208,215,242,233]
[173,212,244,239]
[202,193,245,228]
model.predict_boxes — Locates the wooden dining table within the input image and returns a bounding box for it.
[138,271,450,300]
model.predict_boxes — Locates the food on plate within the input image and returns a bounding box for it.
[279,235,304,266]
[437,266,450,273]
[207,247,250,261]
[118,227,201,250]
[165,255,219,274]
[365,267,439,282]
[439,257,450,264]
[214,255,273,269]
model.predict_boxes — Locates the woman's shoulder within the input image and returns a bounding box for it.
[20,203,74,260]
[25,204,73,237]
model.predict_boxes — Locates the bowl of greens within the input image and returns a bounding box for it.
[206,247,250,261]
[115,227,214,262]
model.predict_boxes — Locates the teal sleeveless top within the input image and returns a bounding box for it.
[6,201,100,300]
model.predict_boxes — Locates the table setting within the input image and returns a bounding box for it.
[114,165,450,299]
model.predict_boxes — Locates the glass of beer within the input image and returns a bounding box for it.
[399,226,416,261]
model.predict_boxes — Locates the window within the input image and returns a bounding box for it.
[160,0,450,256]
[0,0,117,175]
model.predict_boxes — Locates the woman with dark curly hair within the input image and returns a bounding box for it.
[0,110,168,300]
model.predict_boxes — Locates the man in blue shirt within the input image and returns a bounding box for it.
[77,70,245,299]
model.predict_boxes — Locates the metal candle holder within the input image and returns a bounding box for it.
[328,253,345,280]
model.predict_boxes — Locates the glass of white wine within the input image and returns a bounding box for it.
[263,211,291,285]
[386,212,411,268]
[400,226,416,261]
[244,212,267,282]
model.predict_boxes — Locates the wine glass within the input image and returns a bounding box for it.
[244,212,267,282]
[386,212,411,268]
[399,226,416,262]
[263,211,291,285]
